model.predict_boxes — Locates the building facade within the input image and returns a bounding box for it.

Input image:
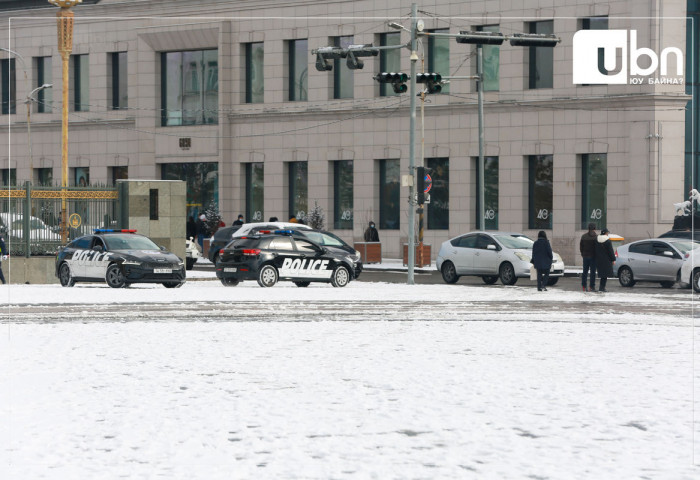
[0,0,696,264]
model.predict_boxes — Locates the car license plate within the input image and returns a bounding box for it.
[224,267,237,272]
[154,268,172,274]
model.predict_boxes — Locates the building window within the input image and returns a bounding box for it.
[426,158,449,229]
[161,162,218,219]
[36,56,53,113]
[379,32,401,97]
[149,189,159,220]
[528,21,554,89]
[288,162,308,220]
[75,167,89,187]
[111,166,128,186]
[427,29,449,93]
[288,39,308,101]
[333,160,353,229]
[111,52,127,110]
[1,58,16,114]
[73,54,89,111]
[245,162,264,222]
[245,42,264,104]
[476,25,500,91]
[581,154,607,229]
[580,17,608,86]
[474,157,498,229]
[161,49,218,126]
[528,155,553,229]
[379,159,400,230]
[1,168,16,186]
[36,168,53,186]
[333,36,354,99]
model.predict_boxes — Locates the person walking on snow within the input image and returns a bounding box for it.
[580,222,598,292]
[595,228,616,293]
[531,230,553,291]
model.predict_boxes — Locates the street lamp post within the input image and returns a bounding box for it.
[26,84,53,180]
[48,0,81,244]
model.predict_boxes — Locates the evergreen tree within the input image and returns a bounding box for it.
[305,201,325,230]
[204,201,223,235]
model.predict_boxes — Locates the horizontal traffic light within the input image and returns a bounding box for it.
[508,33,560,47]
[415,73,442,94]
[374,72,409,94]
[456,30,505,45]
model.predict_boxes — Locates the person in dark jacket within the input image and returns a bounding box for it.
[531,230,553,291]
[195,214,208,249]
[0,228,7,284]
[364,221,380,242]
[233,214,244,226]
[580,222,598,292]
[595,228,616,292]
[186,216,197,240]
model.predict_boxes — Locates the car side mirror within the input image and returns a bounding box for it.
[92,245,103,252]
[663,250,673,257]
[487,244,497,251]
[160,246,167,251]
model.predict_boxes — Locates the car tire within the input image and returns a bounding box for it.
[693,269,700,293]
[105,264,126,288]
[482,275,498,285]
[257,264,278,287]
[546,277,559,287]
[441,261,459,284]
[294,281,311,288]
[59,262,75,287]
[331,266,350,288]
[499,262,517,285]
[221,277,240,287]
[659,280,675,289]
[618,266,636,287]
[163,281,184,288]
[186,257,195,270]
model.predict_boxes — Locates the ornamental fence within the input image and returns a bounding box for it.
[0,183,120,257]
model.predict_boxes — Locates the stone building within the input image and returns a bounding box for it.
[0,0,697,264]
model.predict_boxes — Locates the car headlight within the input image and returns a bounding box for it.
[553,253,563,263]
[122,260,140,266]
[515,252,531,262]
[354,250,362,261]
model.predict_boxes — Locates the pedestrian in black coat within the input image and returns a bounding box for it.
[531,230,553,291]
[364,221,379,242]
[595,228,616,292]
[186,216,196,240]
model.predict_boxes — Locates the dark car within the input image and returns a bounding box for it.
[208,225,242,263]
[296,230,362,278]
[215,230,357,288]
[55,229,186,288]
[658,230,698,240]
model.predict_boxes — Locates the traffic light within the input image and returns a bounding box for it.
[345,44,379,70]
[313,44,380,71]
[456,30,505,45]
[374,72,409,94]
[314,46,345,71]
[415,72,442,94]
[508,33,560,47]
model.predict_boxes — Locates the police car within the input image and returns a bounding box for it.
[55,229,186,288]
[215,230,357,288]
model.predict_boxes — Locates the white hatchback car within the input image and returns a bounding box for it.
[676,240,700,291]
[436,231,565,286]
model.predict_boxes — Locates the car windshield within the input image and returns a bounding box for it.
[669,240,700,255]
[302,231,346,247]
[493,234,534,249]
[104,234,160,251]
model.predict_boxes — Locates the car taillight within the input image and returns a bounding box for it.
[242,249,261,256]
[615,251,618,257]
[686,253,690,258]
[219,249,225,255]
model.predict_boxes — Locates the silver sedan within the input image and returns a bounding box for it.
[436,231,565,286]
[614,238,698,288]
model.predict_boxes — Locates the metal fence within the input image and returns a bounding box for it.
[0,184,120,256]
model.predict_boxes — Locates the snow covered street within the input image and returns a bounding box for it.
[1,280,699,479]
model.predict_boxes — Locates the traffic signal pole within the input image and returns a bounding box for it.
[477,44,485,231]
[407,2,418,285]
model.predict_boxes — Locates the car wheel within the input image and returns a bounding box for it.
[618,266,636,287]
[481,275,498,285]
[441,261,459,284]
[105,264,126,288]
[59,262,75,287]
[499,262,517,285]
[331,266,351,288]
[257,264,278,287]
[546,277,559,287]
[294,281,311,288]
[693,269,700,293]
[659,280,675,289]
[221,277,240,287]
[186,257,195,270]
[162,281,184,288]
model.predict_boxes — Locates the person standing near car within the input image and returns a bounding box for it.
[595,228,616,292]
[531,230,553,291]
[195,214,208,249]
[364,221,379,242]
[233,214,244,226]
[580,223,598,292]
[186,216,196,240]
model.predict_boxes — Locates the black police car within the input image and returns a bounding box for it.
[215,230,357,287]
[55,229,186,288]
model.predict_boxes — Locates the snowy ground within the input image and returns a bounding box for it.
[1,278,699,479]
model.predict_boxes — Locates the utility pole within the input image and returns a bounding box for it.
[477,44,485,231]
[407,2,418,285]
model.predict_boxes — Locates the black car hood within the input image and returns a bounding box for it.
[113,249,181,263]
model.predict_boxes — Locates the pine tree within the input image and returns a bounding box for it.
[204,201,223,235]
[305,201,325,230]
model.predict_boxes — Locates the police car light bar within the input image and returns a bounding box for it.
[94,229,137,233]
[274,229,295,235]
